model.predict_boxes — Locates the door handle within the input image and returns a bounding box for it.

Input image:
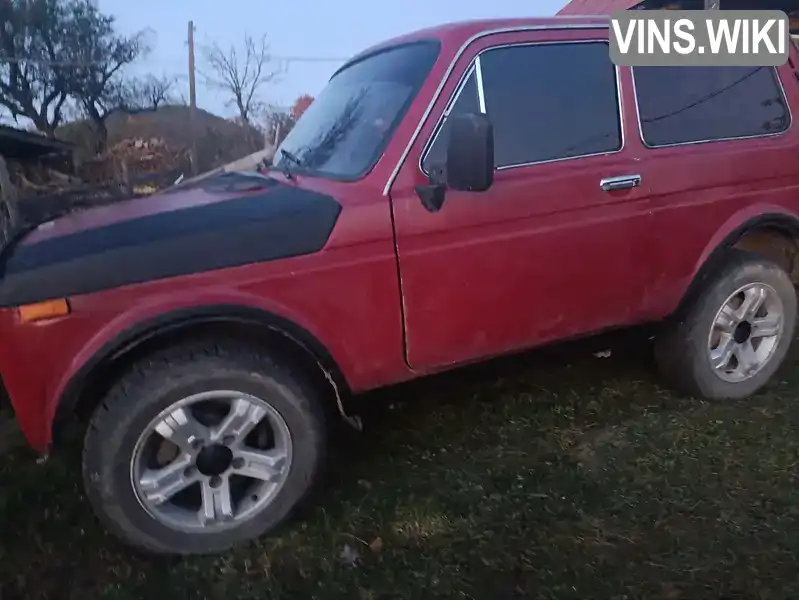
[600,174,641,191]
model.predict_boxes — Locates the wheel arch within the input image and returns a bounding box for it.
[673,211,799,321]
[52,304,356,443]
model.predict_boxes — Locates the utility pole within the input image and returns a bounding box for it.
[188,20,198,176]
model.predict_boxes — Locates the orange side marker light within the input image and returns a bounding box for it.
[17,298,70,323]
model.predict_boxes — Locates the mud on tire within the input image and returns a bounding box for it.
[81,340,327,555]
[654,249,797,400]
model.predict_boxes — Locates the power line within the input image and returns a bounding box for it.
[0,54,347,68]
[273,56,347,63]
[0,55,100,67]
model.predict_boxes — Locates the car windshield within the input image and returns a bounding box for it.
[272,40,440,180]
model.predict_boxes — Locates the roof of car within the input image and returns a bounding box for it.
[342,16,611,69]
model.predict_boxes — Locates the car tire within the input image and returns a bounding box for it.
[654,249,797,400]
[81,340,327,555]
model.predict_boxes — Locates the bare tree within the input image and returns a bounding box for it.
[126,74,178,111]
[199,33,281,126]
[61,1,150,153]
[0,0,77,136]
[0,0,151,145]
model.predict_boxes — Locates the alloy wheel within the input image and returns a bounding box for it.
[130,391,293,532]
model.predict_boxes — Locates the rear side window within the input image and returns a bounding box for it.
[633,66,790,147]
[422,41,621,172]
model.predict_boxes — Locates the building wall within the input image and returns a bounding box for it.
[557,0,638,15]
[558,0,799,35]
[557,0,698,13]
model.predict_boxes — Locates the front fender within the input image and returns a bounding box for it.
[45,288,339,441]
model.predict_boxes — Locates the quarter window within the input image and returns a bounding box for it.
[423,68,481,171]
[633,66,790,147]
[422,42,622,172]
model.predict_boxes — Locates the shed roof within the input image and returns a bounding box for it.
[559,0,799,12]
[0,124,73,161]
[557,0,639,15]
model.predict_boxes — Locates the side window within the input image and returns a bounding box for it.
[422,68,481,172]
[421,41,621,173]
[479,42,622,168]
[633,66,790,147]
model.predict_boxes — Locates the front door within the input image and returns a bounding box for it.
[389,31,652,371]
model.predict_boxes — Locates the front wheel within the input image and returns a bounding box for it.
[82,341,326,555]
[655,250,797,400]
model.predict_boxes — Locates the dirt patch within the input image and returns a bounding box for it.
[571,424,628,472]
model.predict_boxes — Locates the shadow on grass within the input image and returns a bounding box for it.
[2,329,799,599]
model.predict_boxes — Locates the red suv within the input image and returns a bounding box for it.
[2,16,798,555]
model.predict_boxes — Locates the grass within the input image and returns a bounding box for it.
[3,331,799,599]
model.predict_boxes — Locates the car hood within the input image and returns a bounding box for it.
[0,171,342,307]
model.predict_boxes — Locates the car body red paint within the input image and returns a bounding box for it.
[3,15,799,454]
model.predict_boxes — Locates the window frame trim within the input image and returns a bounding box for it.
[417,39,626,176]
[631,65,793,150]
[416,63,482,174]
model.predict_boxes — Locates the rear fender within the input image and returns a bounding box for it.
[674,207,799,319]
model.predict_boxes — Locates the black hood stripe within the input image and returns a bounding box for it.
[0,179,341,306]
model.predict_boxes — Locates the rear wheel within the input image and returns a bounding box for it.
[82,341,326,555]
[654,250,797,400]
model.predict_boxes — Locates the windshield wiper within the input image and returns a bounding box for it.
[278,149,303,179]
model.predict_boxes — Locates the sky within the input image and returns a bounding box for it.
[98,0,570,117]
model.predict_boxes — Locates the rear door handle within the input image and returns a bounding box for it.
[600,174,641,191]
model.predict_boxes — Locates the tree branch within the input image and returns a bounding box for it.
[198,33,281,125]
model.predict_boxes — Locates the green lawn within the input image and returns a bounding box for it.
[2,334,799,599]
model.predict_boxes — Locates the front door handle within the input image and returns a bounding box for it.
[600,174,641,191]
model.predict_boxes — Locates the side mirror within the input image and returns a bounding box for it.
[416,112,494,213]
[445,113,494,192]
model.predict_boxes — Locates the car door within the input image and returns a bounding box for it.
[389,30,653,371]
